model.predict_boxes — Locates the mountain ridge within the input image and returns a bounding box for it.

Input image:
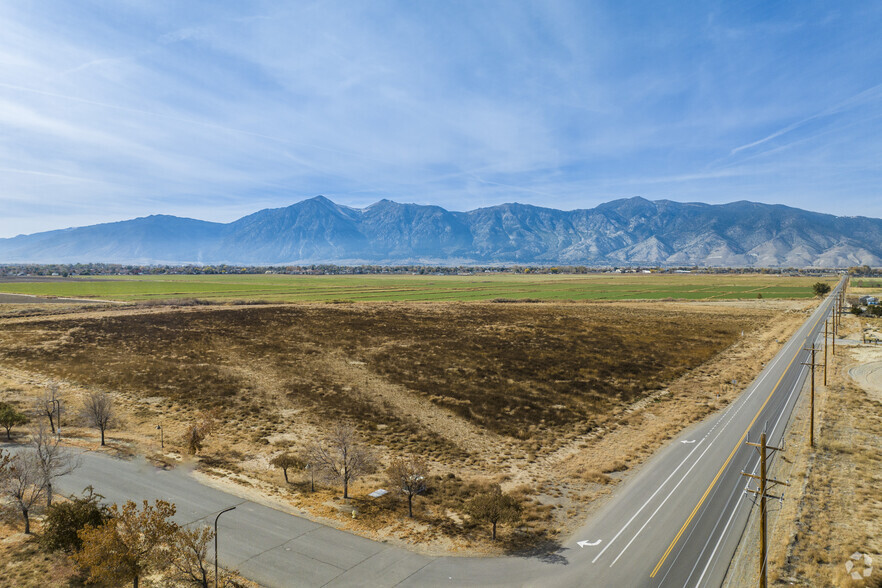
[1,196,880,267]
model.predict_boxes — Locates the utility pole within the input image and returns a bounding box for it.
[812,320,827,386]
[742,432,789,588]
[838,288,845,326]
[802,345,821,447]
[832,306,836,356]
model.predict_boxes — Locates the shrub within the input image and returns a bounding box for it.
[812,282,831,296]
[41,486,109,552]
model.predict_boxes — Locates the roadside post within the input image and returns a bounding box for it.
[215,505,237,588]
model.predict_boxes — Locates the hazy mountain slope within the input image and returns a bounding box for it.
[1,196,880,266]
[0,215,224,264]
[216,196,367,264]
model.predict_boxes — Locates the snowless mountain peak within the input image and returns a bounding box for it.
[0,196,879,267]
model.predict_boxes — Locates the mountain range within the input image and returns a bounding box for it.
[1,196,880,267]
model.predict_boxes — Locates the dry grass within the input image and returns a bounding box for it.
[0,299,812,553]
[0,520,79,587]
[727,313,882,587]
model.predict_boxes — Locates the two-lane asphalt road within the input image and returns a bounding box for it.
[5,280,842,587]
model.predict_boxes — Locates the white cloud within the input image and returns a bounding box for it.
[1,1,882,238]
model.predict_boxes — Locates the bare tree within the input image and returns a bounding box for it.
[37,384,62,434]
[80,391,116,446]
[31,422,79,507]
[169,526,214,588]
[168,525,245,587]
[0,449,46,534]
[387,457,429,518]
[308,424,376,499]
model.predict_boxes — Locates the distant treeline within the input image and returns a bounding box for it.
[0,262,852,278]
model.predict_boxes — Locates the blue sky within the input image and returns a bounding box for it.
[1,1,881,237]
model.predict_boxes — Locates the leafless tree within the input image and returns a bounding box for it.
[168,525,245,588]
[31,421,80,507]
[37,384,62,434]
[169,525,214,588]
[387,457,429,518]
[308,424,376,499]
[80,391,116,446]
[0,449,46,534]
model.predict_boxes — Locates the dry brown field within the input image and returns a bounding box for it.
[0,299,815,553]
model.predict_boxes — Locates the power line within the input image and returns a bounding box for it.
[741,432,789,588]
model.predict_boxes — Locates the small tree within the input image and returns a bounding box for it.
[812,282,832,296]
[170,526,214,588]
[41,486,109,552]
[31,422,79,507]
[465,485,521,541]
[75,499,179,588]
[308,424,376,499]
[169,525,244,588]
[270,452,305,484]
[0,449,46,534]
[387,457,428,518]
[183,410,219,455]
[0,402,29,440]
[80,391,116,446]
[37,384,62,434]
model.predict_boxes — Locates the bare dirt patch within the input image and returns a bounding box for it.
[849,361,882,403]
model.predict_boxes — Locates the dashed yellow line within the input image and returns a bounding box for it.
[649,293,834,578]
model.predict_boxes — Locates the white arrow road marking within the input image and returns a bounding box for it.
[681,439,696,444]
[578,540,602,548]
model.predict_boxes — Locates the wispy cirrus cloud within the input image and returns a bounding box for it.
[1,1,881,237]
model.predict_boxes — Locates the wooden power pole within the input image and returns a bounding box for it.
[742,433,789,588]
[832,308,837,356]
[824,320,828,386]
[802,345,821,447]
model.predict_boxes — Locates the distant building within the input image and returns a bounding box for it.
[860,295,879,306]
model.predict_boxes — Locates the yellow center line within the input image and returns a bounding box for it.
[649,290,835,578]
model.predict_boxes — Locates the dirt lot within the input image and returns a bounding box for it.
[726,313,882,587]
[0,299,814,553]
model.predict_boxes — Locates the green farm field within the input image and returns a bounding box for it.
[0,273,834,303]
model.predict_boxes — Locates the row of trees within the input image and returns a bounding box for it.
[1,471,243,588]
[5,387,520,541]
[270,423,521,539]
[0,386,119,537]
[1,386,117,446]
